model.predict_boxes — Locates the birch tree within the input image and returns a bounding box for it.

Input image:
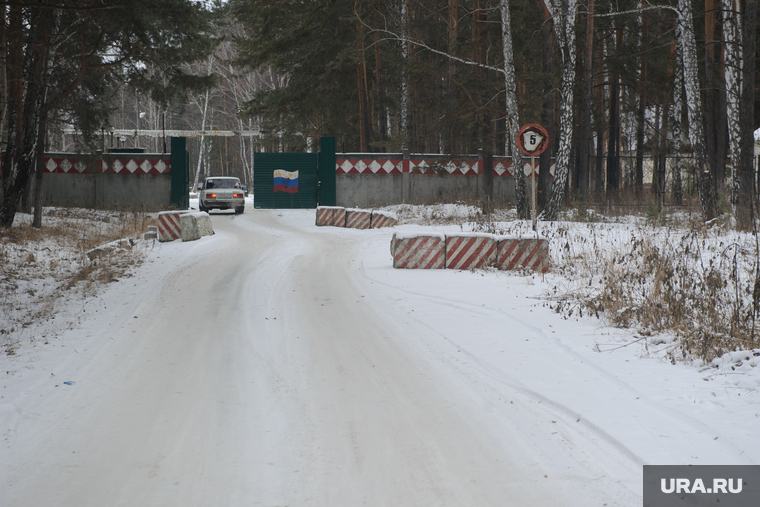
[676,0,715,219]
[499,0,527,219]
[539,0,578,221]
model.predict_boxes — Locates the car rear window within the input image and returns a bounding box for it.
[206,179,239,189]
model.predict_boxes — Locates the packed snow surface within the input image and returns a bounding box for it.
[1,207,758,506]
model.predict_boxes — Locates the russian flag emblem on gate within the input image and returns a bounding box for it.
[273,169,298,193]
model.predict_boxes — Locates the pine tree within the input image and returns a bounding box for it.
[0,0,217,228]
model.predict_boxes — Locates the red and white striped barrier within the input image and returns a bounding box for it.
[495,238,550,273]
[316,206,341,226]
[158,211,191,242]
[391,233,445,269]
[371,212,398,229]
[445,235,497,270]
[346,209,371,229]
[333,207,346,227]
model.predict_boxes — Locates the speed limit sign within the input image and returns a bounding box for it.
[517,123,549,232]
[517,124,549,156]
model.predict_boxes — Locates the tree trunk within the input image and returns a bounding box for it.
[0,5,7,158]
[539,1,556,210]
[671,29,685,205]
[723,0,742,205]
[606,22,623,199]
[635,6,648,198]
[578,0,594,201]
[676,0,715,219]
[375,34,387,152]
[737,0,756,229]
[446,0,457,153]
[704,0,719,194]
[33,111,47,228]
[499,0,528,219]
[1,4,48,228]
[652,102,663,200]
[399,0,412,150]
[540,0,578,221]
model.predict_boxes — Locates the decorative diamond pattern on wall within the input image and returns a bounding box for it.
[43,155,171,175]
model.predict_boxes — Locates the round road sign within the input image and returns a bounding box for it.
[517,124,549,156]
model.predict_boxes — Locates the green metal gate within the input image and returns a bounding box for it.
[253,153,318,209]
[170,137,190,210]
[253,137,336,209]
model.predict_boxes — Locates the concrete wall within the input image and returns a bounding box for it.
[42,152,172,211]
[337,174,404,208]
[42,173,172,211]
[337,172,517,208]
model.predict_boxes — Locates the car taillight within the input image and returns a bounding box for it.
[233,193,243,198]
[207,193,217,198]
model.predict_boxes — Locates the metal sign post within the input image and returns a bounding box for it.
[517,124,550,231]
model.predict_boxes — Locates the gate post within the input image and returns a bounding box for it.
[318,136,336,206]
[170,137,189,210]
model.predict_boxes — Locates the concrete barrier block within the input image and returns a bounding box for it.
[180,212,214,242]
[390,233,445,269]
[346,209,371,229]
[158,210,192,242]
[316,206,344,227]
[333,207,346,227]
[495,238,550,273]
[445,234,497,270]
[371,211,398,229]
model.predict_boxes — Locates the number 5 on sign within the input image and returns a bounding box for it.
[517,124,549,156]
[516,124,549,232]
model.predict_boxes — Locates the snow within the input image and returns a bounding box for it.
[1,204,758,505]
[392,230,446,240]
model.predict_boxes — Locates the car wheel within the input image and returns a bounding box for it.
[235,206,244,215]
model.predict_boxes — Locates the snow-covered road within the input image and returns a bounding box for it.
[2,209,757,506]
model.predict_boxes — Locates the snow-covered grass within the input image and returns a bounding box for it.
[0,208,157,356]
[377,203,760,375]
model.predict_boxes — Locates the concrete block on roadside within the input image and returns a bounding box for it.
[390,233,445,269]
[316,206,344,227]
[158,210,193,242]
[346,209,371,229]
[143,231,158,240]
[445,234,497,270]
[333,207,346,227]
[180,212,214,242]
[495,238,549,273]
[371,211,398,229]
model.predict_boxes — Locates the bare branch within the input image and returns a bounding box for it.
[356,13,505,76]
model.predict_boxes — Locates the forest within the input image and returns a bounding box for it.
[2,0,759,226]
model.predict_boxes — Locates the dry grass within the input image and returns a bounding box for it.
[538,214,760,363]
[0,208,156,355]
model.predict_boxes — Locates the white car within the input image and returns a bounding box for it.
[198,177,245,214]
